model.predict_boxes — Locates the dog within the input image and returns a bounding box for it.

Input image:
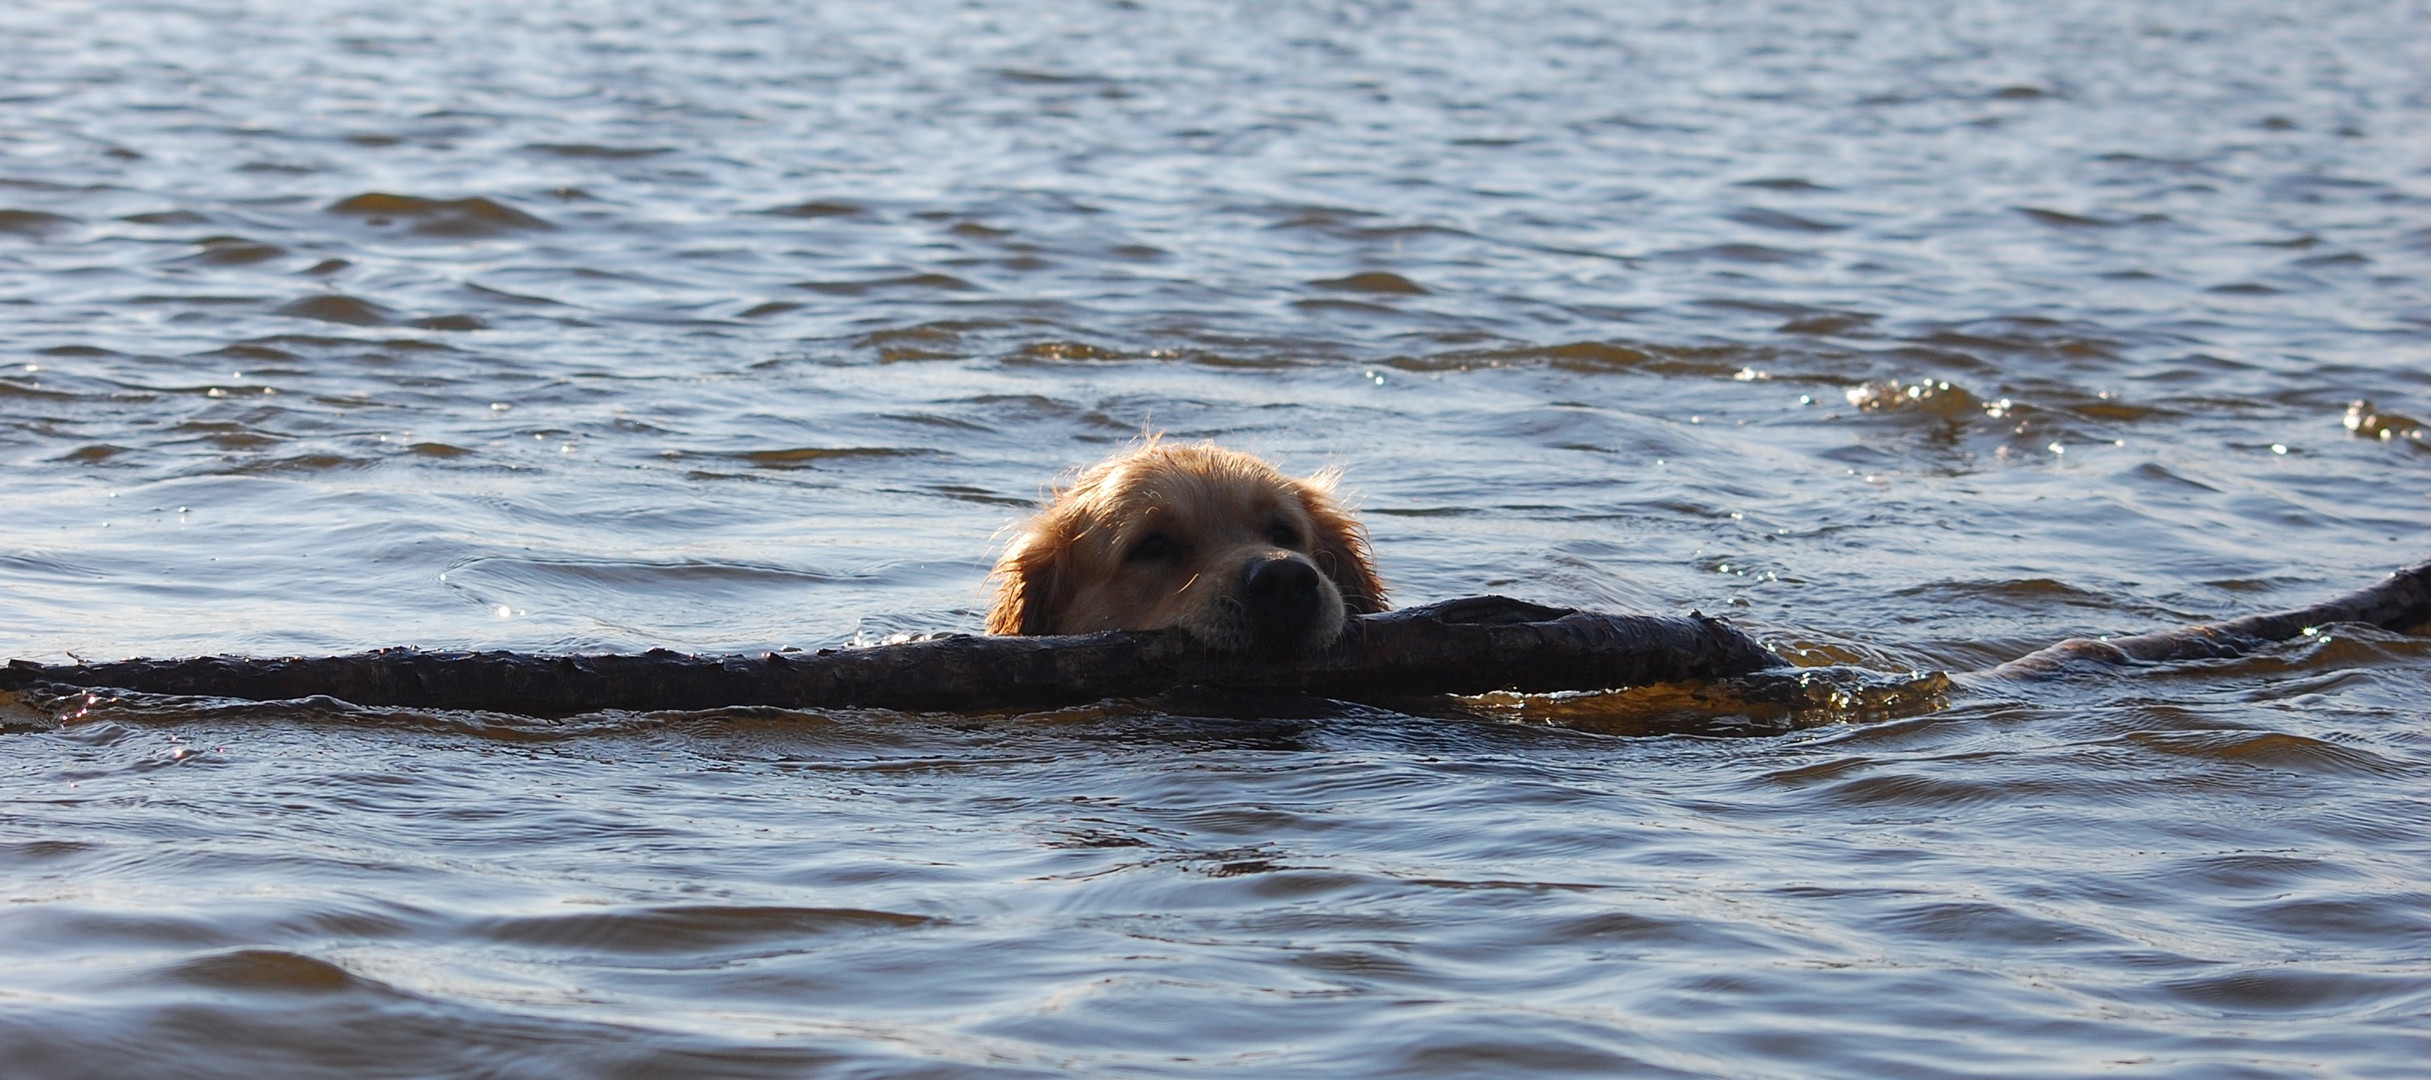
[986,441,1387,653]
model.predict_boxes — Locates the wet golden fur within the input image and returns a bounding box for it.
[987,442,1386,651]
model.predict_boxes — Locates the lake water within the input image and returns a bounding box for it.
[5,1,2430,1076]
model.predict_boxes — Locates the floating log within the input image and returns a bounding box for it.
[5,560,2425,722]
[0,596,1785,718]
[1984,557,2431,678]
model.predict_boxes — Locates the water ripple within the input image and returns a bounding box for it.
[4,0,2430,1076]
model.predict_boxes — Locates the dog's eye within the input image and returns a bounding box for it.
[1125,532,1181,565]
[1266,521,1302,549]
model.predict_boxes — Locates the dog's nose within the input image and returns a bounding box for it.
[1242,555,1323,642]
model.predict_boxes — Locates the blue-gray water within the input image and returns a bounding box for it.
[4,1,2429,1076]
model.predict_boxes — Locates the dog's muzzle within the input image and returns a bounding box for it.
[1241,554,1328,651]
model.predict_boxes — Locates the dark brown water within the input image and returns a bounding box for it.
[5,1,2430,1076]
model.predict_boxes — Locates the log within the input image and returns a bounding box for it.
[6,560,2424,723]
[1982,557,2431,678]
[0,596,1788,718]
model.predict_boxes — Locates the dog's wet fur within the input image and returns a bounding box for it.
[987,442,1386,654]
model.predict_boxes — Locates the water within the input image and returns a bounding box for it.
[5,0,2430,1075]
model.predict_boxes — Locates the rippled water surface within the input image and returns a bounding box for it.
[6,1,2431,1076]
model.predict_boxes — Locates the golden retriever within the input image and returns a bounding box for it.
[987,441,1386,652]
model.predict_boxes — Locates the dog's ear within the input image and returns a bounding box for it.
[985,520,1071,635]
[1300,480,1387,615]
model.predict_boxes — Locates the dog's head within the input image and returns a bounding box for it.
[986,442,1386,653]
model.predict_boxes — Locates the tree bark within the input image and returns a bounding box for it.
[1982,557,2431,678]
[7,561,2426,721]
[0,596,1785,718]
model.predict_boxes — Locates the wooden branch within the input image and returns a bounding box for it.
[7,559,2423,723]
[1983,557,2431,678]
[0,596,1787,718]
